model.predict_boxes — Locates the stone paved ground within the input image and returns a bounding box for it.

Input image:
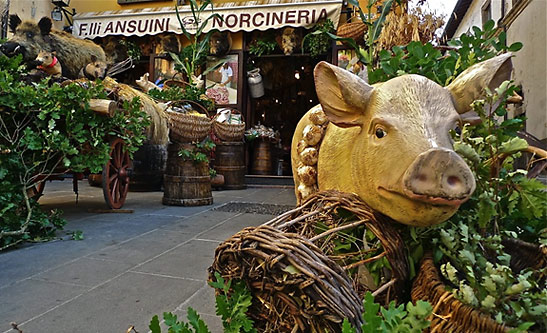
[0,181,295,333]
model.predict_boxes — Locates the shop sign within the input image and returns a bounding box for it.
[73,0,343,39]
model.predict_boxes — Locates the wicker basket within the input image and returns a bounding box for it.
[163,79,189,90]
[412,241,547,333]
[167,100,212,143]
[209,225,363,332]
[213,108,246,142]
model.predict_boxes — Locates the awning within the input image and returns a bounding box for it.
[73,0,343,39]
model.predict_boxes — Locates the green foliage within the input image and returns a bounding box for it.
[119,39,142,61]
[171,0,223,86]
[149,309,211,333]
[429,82,547,329]
[148,85,215,112]
[209,272,256,333]
[342,292,432,333]
[334,0,399,72]
[368,20,522,84]
[0,188,65,249]
[0,55,149,250]
[248,38,278,57]
[69,230,84,241]
[149,273,255,333]
[178,138,215,164]
[455,82,546,241]
[302,19,335,57]
[402,80,545,330]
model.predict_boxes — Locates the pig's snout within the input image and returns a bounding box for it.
[402,148,476,206]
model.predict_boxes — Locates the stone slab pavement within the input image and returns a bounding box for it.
[0,180,296,333]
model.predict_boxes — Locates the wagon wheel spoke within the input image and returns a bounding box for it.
[109,173,117,183]
[117,143,124,166]
[111,178,119,202]
[108,160,118,173]
[119,180,125,197]
[102,138,131,209]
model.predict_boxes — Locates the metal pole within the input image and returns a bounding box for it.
[1,0,10,39]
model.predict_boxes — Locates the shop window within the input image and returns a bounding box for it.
[205,53,240,106]
[482,0,492,25]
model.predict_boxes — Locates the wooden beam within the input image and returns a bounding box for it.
[88,99,116,117]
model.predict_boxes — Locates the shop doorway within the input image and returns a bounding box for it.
[246,54,328,177]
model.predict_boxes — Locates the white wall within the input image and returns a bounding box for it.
[454,0,505,36]
[453,0,546,140]
[507,0,546,140]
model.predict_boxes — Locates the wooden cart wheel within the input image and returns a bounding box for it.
[102,138,131,209]
[28,181,46,201]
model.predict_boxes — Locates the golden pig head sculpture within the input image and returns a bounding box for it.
[291,53,513,227]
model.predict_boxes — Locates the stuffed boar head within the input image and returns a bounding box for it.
[209,31,232,57]
[154,33,181,54]
[280,27,301,55]
[100,36,128,64]
[79,55,108,80]
[1,15,54,61]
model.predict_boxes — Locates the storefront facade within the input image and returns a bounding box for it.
[69,0,359,178]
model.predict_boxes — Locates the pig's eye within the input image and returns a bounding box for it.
[375,128,387,139]
[26,32,34,38]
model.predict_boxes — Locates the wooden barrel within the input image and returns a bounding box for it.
[214,141,246,190]
[88,173,102,187]
[252,140,272,175]
[162,143,213,206]
[130,143,167,192]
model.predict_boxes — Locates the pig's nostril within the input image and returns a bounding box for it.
[417,174,427,182]
[447,175,461,187]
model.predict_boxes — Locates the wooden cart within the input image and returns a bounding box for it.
[33,100,133,209]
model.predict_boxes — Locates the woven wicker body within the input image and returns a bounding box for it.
[265,190,409,305]
[412,253,511,333]
[209,225,363,332]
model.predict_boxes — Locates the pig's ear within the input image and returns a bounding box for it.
[314,61,373,128]
[38,17,52,35]
[9,15,22,33]
[447,53,513,114]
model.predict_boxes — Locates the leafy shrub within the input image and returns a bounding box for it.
[0,54,149,250]
[148,85,215,112]
[169,0,223,87]
[430,83,547,330]
[149,309,210,333]
[178,139,216,164]
[248,38,278,57]
[149,272,255,333]
[302,19,335,57]
[368,20,523,84]
[342,292,432,333]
